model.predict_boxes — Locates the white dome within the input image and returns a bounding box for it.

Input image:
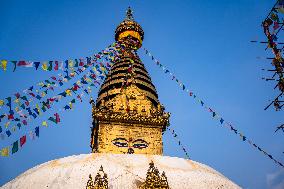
[1,153,240,189]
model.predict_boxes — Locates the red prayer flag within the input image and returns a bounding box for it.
[15,93,21,99]
[17,61,28,66]
[20,135,26,147]
[8,114,14,120]
[55,113,60,123]
[51,76,57,80]
[54,61,59,70]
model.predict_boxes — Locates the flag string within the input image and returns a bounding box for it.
[260,0,284,111]
[0,43,123,139]
[143,47,284,168]
[0,41,120,72]
[0,60,111,156]
[168,127,190,159]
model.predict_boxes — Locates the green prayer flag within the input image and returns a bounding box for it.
[47,61,53,71]
[48,117,56,123]
[12,141,18,154]
[75,59,79,67]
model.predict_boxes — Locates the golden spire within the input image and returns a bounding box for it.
[125,6,134,21]
[90,8,170,155]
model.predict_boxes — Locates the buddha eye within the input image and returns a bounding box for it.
[132,139,148,149]
[112,138,128,147]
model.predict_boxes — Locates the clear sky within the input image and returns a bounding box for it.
[0,0,283,188]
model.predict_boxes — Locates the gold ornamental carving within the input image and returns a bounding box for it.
[93,84,169,127]
[86,166,108,189]
[139,161,170,189]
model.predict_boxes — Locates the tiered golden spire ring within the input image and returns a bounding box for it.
[96,6,158,108]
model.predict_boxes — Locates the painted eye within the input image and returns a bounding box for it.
[132,139,148,149]
[112,138,128,147]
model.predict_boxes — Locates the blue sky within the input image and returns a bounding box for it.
[0,0,284,188]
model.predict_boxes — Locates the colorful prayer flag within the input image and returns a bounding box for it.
[35,127,39,137]
[42,121,48,127]
[6,130,11,137]
[1,60,7,71]
[1,147,9,157]
[12,141,18,154]
[20,135,26,147]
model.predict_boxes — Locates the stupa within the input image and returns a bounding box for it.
[0,7,241,189]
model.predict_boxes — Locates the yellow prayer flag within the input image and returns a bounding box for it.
[86,78,92,83]
[69,60,73,68]
[0,99,4,106]
[1,60,7,71]
[66,89,72,96]
[42,62,48,71]
[36,104,41,115]
[88,86,92,93]
[41,92,46,97]
[1,147,9,157]
[5,121,10,128]
[14,98,20,104]
[42,121,48,127]
[38,82,44,87]
[11,126,16,132]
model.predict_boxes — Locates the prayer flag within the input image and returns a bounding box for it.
[29,131,35,140]
[42,62,48,71]
[68,60,73,68]
[75,59,79,67]
[12,141,18,154]
[22,120,27,125]
[47,61,53,71]
[65,60,68,69]
[42,121,48,127]
[48,117,56,123]
[64,105,71,110]
[5,121,10,128]
[6,97,11,110]
[276,0,284,14]
[6,130,11,137]
[54,113,60,123]
[1,60,7,71]
[34,62,40,70]
[35,126,39,137]
[11,61,17,72]
[54,61,59,70]
[1,147,9,157]
[0,100,4,106]
[17,61,28,66]
[66,89,72,96]
[11,125,17,132]
[20,135,26,147]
